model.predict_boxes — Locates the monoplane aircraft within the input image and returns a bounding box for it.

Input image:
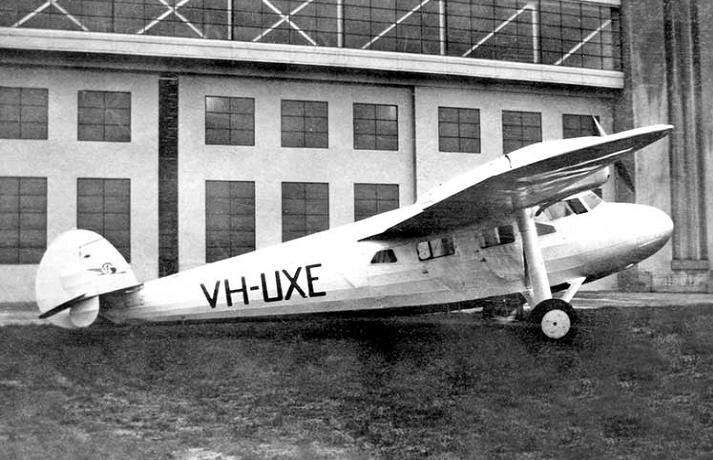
[36,124,674,340]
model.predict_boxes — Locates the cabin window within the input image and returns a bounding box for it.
[371,249,397,264]
[543,202,573,220]
[479,225,515,248]
[536,222,557,236]
[417,236,455,261]
[582,192,603,210]
[566,198,588,215]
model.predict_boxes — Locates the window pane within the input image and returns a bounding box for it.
[353,103,398,151]
[205,180,255,262]
[77,178,130,261]
[0,176,47,264]
[281,100,328,148]
[0,87,48,140]
[205,96,255,146]
[78,91,131,142]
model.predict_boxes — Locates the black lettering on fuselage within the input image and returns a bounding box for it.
[200,263,326,309]
[225,276,249,307]
[282,267,306,300]
[261,271,283,302]
[306,263,326,297]
[200,281,221,308]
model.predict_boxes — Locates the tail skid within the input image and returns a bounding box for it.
[35,229,141,328]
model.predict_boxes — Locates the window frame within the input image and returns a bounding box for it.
[281,99,329,149]
[502,110,542,154]
[76,178,131,262]
[0,176,47,264]
[354,183,399,221]
[77,90,131,143]
[353,102,399,151]
[281,181,329,242]
[417,235,456,261]
[205,180,256,263]
[205,95,255,146]
[438,106,481,153]
[0,86,48,140]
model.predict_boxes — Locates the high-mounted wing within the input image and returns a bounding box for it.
[362,124,672,240]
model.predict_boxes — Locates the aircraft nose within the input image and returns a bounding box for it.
[630,205,673,261]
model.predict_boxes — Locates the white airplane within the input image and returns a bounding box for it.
[36,124,674,340]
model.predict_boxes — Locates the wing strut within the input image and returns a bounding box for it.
[515,207,551,307]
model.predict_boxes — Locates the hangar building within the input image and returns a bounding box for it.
[0,0,711,301]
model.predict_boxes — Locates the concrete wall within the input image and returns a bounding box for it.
[413,85,614,193]
[0,67,159,301]
[177,76,416,270]
[619,0,713,292]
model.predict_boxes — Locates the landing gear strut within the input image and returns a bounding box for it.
[515,207,578,341]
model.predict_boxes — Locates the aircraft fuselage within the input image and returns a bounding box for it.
[102,198,672,325]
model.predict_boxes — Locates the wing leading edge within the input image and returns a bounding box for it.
[361,124,673,240]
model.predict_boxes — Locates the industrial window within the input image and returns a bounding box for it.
[438,107,480,153]
[282,182,329,242]
[371,249,397,264]
[0,177,46,264]
[78,91,131,142]
[417,236,456,261]
[354,183,399,221]
[563,114,599,139]
[479,225,516,249]
[281,100,328,148]
[353,103,398,151]
[205,96,255,146]
[343,0,441,54]
[232,0,338,46]
[205,180,255,263]
[77,178,131,262]
[539,1,621,70]
[0,87,48,140]
[502,110,542,154]
[446,0,535,63]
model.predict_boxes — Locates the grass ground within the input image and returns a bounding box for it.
[2,305,713,459]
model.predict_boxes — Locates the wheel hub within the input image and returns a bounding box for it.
[540,309,571,339]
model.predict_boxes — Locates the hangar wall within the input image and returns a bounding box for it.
[0,66,160,301]
[618,0,713,292]
[0,63,618,301]
[6,0,711,301]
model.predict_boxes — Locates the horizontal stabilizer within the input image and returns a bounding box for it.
[35,229,141,328]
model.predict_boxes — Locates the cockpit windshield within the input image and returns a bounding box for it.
[540,191,604,221]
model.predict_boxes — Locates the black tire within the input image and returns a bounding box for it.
[528,298,578,341]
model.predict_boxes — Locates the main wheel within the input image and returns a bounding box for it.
[528,298,578,340]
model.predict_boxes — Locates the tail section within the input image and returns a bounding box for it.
[35,229,141,328]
